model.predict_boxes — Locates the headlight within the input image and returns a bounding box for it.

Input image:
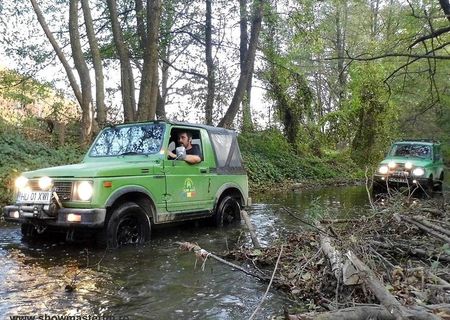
[76,181,93,201]
[388,161,396,169]
[15,176,29,190]
[412,167,425,177]
[405,162,413,169]
[38,176,53,190]
[378,165,389,174]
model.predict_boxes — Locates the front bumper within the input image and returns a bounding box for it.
[373,174,429,189]
[3,205,106,228]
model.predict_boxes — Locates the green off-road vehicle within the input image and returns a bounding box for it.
[372,140,444,197]
[3,121,250,247]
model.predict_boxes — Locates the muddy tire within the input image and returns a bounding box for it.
[213,196,241,227]
[436,173,444,192]
[101,202,151,248]
[424,177,434,198]
[371,183,386,199]
[21,223,37,239]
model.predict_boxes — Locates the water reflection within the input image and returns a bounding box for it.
[0,184,370,319]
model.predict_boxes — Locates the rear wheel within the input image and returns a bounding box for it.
[213,196,241,227]
[101,202,151,248]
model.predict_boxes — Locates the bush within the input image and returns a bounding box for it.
[0,122,83,206]
[239,129,362,189]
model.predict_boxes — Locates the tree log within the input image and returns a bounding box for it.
[241,210,262,249]
[371,240,450,263]
[316,222,343,281]
[346,251,405,320]
[286,305,397,320]
[397,214,450,244]
[411,215,450,237]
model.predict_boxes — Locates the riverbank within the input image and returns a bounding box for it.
[224,192,450,319]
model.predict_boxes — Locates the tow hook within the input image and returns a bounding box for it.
[36,225,47,234]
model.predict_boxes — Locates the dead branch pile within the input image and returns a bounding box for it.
[228,195,450,319]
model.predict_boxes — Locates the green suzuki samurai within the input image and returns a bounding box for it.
[3,121,250,247]
[372,139,444,197]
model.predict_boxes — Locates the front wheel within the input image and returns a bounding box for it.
[213,196,241,227]
[101,202,151,248]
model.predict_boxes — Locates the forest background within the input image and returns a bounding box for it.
[0,0,449,206]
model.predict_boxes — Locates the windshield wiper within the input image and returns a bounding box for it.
[119,151,141,156]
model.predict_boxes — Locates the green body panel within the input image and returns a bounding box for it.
[7,121,249,227]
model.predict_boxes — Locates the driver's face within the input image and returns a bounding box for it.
[178,133,190,148]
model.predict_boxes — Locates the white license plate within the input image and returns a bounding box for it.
[388,177,407,183]
[17,191,52,204]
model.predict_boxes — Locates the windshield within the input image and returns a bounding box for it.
[89,123,165,157]
[389,143,431,159]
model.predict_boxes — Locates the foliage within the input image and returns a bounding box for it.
[0,120,83,206]
[239,129,362,189]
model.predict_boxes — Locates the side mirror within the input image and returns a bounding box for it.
[175,146,186,160]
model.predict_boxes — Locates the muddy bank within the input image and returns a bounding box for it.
[220,193,450,319]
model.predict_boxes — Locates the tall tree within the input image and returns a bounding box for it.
[30,0,95,144]
[81,0,106,128]
[218,0,264,128]
[107,0,136,122]
[137,0,161,121]
[204,0,215,125]
[240,0,254,132]
[69,0,93,145]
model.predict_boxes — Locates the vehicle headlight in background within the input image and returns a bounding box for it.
[388,161,396,169]
[405,162,413,170]
[75,181,93,201]
[378,165,389,174]
[412,167,425,177]
[38,176,53,190]
[15,176,29,190]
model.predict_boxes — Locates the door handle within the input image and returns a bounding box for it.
[200,168,208,173]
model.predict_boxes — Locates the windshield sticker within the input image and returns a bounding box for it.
[182,178,196,198]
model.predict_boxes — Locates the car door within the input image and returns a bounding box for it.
[163,128,212,213]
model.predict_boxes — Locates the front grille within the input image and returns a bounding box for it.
[27,180,73,201]
[54,181,73,201]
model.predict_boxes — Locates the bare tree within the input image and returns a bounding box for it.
[240,0,254,132]
[137,0,162,121]
[204,0,215,125]
[107,0,136,122]
[218,0,264,128]
[81,0,106,129]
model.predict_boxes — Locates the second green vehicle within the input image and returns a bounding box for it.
[373,139,444,197]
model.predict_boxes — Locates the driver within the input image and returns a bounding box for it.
[168,131,202,164]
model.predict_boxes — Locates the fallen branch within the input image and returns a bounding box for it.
[346,251,405,320]
[241,210,262,249]
[397,214,450,244]
[320,218,365,224]
[285,304,397,320]
[316,222,343,281]
[249,245,283,320]
[371,240,450,263]
[176,241,268,282]
[411,215,450,237]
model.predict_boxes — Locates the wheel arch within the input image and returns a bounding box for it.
[214,184,245,210]
[105,186,157,224]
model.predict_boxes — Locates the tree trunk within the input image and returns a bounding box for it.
[30,0,82,105]
[135,0,147,50]
[137,0,161,121]
[69,0,93,146]
[204,0,215,125]
[240,0,254,132]
[439,0,450,21]
[218,0,264,128]
[107,0,136,122]
[81,0,106,129]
